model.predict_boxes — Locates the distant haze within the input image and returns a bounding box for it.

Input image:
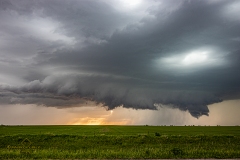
[0,100,239,125]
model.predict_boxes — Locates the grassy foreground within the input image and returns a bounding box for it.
[0,125,240,159]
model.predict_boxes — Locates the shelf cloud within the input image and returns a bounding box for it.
[0,0,240,118]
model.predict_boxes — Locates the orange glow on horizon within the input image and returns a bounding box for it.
[67,117,131,125]
[66,106,132,125]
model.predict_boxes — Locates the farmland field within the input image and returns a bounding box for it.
[0,125,240,159]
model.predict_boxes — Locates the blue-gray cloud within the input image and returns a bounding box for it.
[0,0,240,118]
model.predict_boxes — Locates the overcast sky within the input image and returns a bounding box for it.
[0,0,240,124]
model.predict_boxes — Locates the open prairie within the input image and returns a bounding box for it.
[1,125,240,136]
[0,125,240,159]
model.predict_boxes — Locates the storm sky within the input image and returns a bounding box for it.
[0,0,240,124]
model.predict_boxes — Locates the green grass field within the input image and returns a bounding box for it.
[0,125,240,159]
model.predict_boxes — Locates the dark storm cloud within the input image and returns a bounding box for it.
[0,0,240,118]
[0,73,221,118]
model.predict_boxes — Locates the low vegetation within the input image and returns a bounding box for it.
[0,125,239,159]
